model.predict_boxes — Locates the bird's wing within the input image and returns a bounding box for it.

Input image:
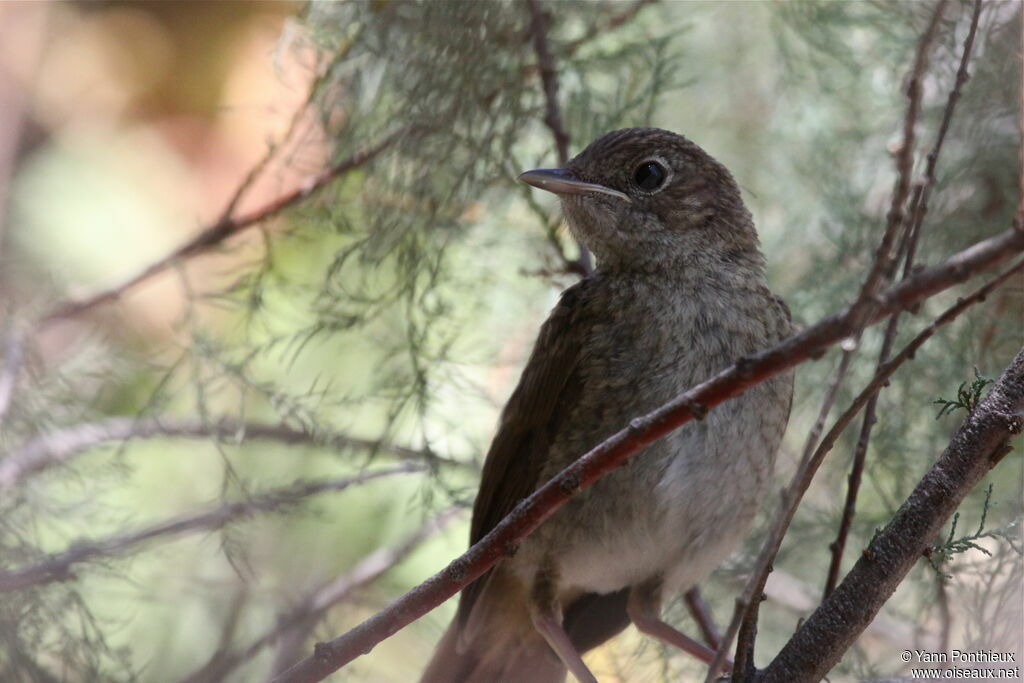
[457,278,592,627]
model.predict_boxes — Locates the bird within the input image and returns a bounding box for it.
[421,127,794,683]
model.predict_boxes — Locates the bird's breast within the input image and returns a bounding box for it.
[516,274,793,596]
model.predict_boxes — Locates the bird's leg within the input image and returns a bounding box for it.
[627,578,732,672]
[530,568,599,683]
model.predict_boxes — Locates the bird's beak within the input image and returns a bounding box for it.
[518,168,631,203]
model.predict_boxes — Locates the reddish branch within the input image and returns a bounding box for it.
[270,227,1024,683]
[0,415,468,492]
[0,465,422,593]
[823,0,985,599]
[34,126,420,332]
[758,343,1024,682]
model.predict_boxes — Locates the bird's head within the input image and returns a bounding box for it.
[520,127,762,274]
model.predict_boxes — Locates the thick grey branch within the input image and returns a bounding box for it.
[758,344,1024,682]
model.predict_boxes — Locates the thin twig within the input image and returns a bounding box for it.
[0,415,469,492]
[271,226,1024,683]
[217,41,357,225]
[758,343,1024,682]
[180,507,462,683]
[710,257,1024,683]
[34,126,423,333]
[565,0,659,55]
[722,4,951,676]
[685,587,722,650]
[823,0,984,600]
[822,316,900,600]
[526,0,570,165]
[524,0,593,276]
[0,465,422,593]
[731,344,857,679]
[850,0,947,318]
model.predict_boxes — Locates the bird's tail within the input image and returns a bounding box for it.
[420,569,567,683]
[419,617,567,683]
[419,571,631,683]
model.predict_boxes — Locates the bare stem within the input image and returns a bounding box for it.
[524,0,593,275]
[0,465,422,593]
[0,415,470,492]
[822,0,986,600]
[180,507,462,683]
[34,126,423,333]
[850,0,947,318]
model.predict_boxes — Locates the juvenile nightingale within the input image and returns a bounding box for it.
[421,128,793,683]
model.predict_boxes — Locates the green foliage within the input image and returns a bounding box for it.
[926,484,998,579]
[933,366,996,419]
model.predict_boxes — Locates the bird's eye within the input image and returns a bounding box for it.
[633,161,667,191]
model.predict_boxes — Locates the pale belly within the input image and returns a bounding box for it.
[512,387,780,597]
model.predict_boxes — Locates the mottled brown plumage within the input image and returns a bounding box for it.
[422,128,793,683]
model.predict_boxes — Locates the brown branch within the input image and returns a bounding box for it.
[912,0,983,248]
[758,343,1024,682]
[181,507,462,683]
[33,126,421,333]
[0,415,469,492]
[711,256,1024,683]
[823,1,986,601]
[524,0,593,276]
[271,226,1024,683]
[0,465,422,593]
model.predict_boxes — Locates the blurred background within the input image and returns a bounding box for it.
[0,1,1020,681]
